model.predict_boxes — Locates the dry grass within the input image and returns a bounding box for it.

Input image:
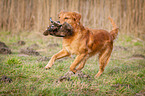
[0,0,145,39]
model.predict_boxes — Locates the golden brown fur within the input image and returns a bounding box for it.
[45,11,119,77]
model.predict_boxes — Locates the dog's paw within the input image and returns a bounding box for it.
[94,74,101,78]
[45,66,51,70]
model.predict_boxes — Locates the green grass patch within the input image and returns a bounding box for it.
[0,32,145,95]
[134,41,143,46]
[7,57,22,65]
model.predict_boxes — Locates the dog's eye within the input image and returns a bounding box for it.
[64,17,69,19]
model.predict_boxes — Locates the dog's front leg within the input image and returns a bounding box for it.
[76,55,89,71]
[70,54,86,73]
[45,49,70,69]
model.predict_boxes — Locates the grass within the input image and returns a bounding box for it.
[0,31,145,95]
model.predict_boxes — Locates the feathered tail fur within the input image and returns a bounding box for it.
[108,17,119,40]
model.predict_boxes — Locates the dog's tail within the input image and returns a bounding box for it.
[108,17,119,40]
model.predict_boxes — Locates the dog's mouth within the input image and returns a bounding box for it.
[43,17,73,37]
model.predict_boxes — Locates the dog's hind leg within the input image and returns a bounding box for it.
[95,46,112,78]
[45,49,70,69]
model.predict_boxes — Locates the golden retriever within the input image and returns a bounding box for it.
[44,11,119,77]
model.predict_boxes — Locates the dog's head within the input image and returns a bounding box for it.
[58,11,81,27]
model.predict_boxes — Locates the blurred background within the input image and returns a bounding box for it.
[0,1,145,95]
[0,0,145,40]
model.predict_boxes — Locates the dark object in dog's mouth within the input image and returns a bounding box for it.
[43,17,73,37]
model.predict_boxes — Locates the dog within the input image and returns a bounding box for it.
[44,11,119,77]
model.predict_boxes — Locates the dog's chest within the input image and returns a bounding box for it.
[63,39,80,55]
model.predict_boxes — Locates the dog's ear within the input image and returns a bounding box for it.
[73,12,81,22]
